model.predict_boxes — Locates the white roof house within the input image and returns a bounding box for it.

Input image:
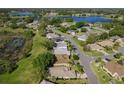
[77,35,88,41]
[67,30,76,36]
[46,33,59,39]
[53,41,70,55]
[61,22,74,28]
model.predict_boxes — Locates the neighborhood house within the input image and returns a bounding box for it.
[86,43,104,51]
[49,66,77,79]
[53,41,70,55]
[61,22,74,28]
[67,30,76,36]
[46,33,59,39]
[97,40,114,47]
[104,62,124,78]
[77,34,88,41]
[115,38,124,47]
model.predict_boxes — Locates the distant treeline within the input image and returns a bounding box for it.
[0,8,124,14]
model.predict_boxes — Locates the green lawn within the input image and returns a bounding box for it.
[91,62,124,84]
[76,32,85,36]
[47,78,88,84]
[104,49,115,54]
[85,50,104,57]
[0,32,47,83]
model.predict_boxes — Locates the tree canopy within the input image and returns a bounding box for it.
[33,52,54,79]
[75,21,86,28]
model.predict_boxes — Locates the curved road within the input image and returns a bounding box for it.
[54,30,99,84]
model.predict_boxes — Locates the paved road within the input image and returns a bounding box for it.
[55,30,99,84]
[53,28,124,84]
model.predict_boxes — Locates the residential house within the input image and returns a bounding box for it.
[49,66,77,79]
[61,22,75,28]
[46,25,56,32]
[53,41,70,56]
[110,36,120,42]
[77,34,88,41]
[115,38,124,47]
[46,33,59,39]
[26,20,39,29]
[67,30,76,36]
[97,40,114,47]
[86,43,104,51]
[103,62,124,78]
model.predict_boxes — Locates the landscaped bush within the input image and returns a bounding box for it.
[73,54,79,60]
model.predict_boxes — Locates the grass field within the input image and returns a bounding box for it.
[0,32,47,83]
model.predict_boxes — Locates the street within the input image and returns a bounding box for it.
[54,30,99,84]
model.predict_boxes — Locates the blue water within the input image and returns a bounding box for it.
[10,11,34,17]
[52,16,112,23]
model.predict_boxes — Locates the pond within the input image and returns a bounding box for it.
[51,16,112,23]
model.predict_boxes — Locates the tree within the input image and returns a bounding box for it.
[59,26,67,33]
[68,44,73,52]
[73,54,79,60]
[121,20,124,26]
[65,18,73,22]
[117,60,124,65]
[81,28,87,32]
[95,57,102,63]
[38,20,47,36]
[41,39,55,50]
[114,53,122,59]
[86,34,98,44]
[0,60,17,74]
[122,77,124,81]
[70,25,77,30]
[33,52,54,79]
[23,30,34,39]
[83,45,90,51]
[75,21,86,28]
[102,23,113,30]
[9,22,18,29]
[74,63,84,73]
[50,18,62,25]
[104,46,112,51]
[113,42,120,49]
[99,32,109,40]
[109,25,124,37]
[24,17,34,23]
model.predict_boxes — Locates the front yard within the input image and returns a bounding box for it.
[84,50,104,57]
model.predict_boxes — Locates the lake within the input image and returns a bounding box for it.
[9,11,34,17]
[51,16,112,23]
